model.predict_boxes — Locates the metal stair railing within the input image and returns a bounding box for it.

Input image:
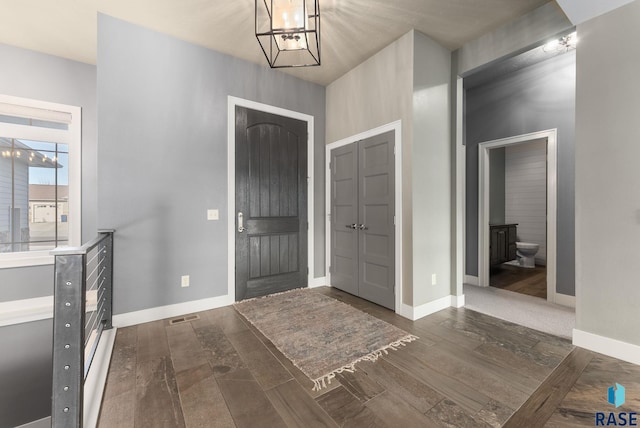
[51,230,114,428]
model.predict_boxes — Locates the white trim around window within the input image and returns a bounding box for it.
[0,94,81,269]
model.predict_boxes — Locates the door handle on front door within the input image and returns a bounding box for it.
[238,212,246,233]
[358,224,368,230]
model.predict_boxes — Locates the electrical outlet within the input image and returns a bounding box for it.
[431,273,437,286]
[207,209,219,220]
[181,275,190,287]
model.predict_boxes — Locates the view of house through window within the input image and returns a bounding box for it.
[0,94,80,265]
[0,138,70,252]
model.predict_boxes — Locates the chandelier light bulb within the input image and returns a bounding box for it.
[255,0,321,67]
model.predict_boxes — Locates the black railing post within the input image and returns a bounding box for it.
[99,230,114,330]
[52,253,87,428]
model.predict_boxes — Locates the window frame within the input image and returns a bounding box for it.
[0,94,81,268]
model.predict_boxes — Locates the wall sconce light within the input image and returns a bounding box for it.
[255,0,321,68]
[543,32,578,53]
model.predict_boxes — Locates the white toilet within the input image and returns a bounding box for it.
[516,242,539,268]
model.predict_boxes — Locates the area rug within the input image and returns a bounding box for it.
[234,288,418,390]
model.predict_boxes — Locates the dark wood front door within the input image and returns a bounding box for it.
[235,106,308,301]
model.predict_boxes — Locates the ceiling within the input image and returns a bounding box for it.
[0,0,552,86]
[555,0,636,25]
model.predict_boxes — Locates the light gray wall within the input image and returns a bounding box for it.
[0,44,96,426]
[489,147,505,225]
[326,30,452,307]
[0,43,98,249]
[412,31,452,306]
[325,31,413,145]
[97,14,326,315]
[326,31,414,304]
[0,266,52,301]
[465,50,576,296]
[0,319,52,428]
[574,0,640,346]
[0,43,97,302]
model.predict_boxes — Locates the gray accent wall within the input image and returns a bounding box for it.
[574,0,640,346]
[97,14,326,315]
[465,50,576,296]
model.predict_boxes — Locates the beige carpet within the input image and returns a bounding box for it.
[463,283,575,339]
[234,288,417,390]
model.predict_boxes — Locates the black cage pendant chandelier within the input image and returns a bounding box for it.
[255,0,321,68]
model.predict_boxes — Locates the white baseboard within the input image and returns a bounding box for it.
[84,328,117,428]
[113,294,234,327]
[112,284,331,327]
[573,329,640,366]
[398,304,413,320]
[400,295,453,321]
[451,294,465,308]
[0,295,53,327]
[16,417,51,428]
[464,275,479,286]
[309,276,327,288]
[553,293,576,308]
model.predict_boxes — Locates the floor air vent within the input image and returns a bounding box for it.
[169,314,200,325]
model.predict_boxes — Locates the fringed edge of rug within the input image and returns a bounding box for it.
[310,334,419,391]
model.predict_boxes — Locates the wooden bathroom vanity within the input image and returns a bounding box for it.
[490,223,518,265]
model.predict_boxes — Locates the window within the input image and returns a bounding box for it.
[0,95,81,268]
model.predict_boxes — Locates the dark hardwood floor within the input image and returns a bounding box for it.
[97,287,639,427]
[490,263,547,299]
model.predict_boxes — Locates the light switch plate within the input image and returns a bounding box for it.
[181,275,190,287]
[207,209,219,220]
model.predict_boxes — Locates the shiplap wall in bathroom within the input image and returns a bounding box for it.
[505,140,547,265]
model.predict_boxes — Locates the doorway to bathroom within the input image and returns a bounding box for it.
[478,129,557,303]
